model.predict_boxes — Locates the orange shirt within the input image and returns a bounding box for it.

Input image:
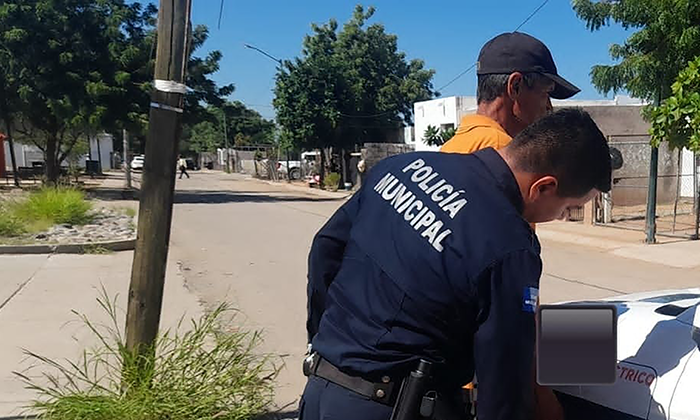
[440,114,536,232]
[440,114,512,154]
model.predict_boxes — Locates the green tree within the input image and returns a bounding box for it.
[650,56,700,152]
[0,0,132,182]
[423,125,455,147]
[573,0,700,102]
[574,0,700,243]
[183,26,235,128]
[423,125,441,147]
[0,42,22,186]
[189,121,221,154]
[274,5,436,179]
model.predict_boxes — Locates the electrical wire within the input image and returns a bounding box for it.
[218,0,225,30]
[436,0,551,92]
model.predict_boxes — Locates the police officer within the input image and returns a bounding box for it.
[302,108,612,420]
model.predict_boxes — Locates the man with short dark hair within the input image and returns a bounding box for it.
[441,32,580,154]
[301,108,611,420]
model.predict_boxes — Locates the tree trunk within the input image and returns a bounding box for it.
[319,148,326,188]
[286,149,291,183]
[96,132,103,174]
[2,115,21,187]
[45,133,60,184]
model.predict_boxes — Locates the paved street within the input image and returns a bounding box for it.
[165,171,700,412]
[2,170,700,418]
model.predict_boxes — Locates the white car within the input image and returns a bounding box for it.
[130,155,144,171]
[553,289,700,420]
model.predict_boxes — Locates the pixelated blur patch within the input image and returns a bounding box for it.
[537,304,617,386]
[522,287,539,313]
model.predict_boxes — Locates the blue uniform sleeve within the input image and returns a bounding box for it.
[473,249,542,420]
[306,191,362,343]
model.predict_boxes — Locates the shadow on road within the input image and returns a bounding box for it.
[85,187,344,205]
[173,190,343,204]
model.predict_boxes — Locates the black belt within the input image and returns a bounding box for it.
[303,353,400,406]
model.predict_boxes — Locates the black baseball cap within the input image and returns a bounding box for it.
[476,32,580,100]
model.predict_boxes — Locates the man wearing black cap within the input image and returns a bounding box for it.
[441,32,580,154]
[441,32,579,420]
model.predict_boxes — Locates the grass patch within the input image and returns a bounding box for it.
[17,187,93,226]
[15,290,278,420]
[0,187,93,238]
[0,205,27,236]
[82,245,113,255]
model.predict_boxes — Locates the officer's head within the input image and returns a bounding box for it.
[476,32,580,135]
[500,108,611,224]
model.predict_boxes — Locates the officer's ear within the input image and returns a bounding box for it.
[528,176,559,201]
[507,72,525,100]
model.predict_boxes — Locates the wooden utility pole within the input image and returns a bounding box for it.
[125,0,192,356]
[123,129,132,189]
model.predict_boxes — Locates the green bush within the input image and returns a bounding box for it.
[323,172,341,191]
[15,290,278,420]
[0,205,27,237]
[18,187,93,226]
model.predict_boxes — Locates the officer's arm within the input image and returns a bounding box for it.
[306,192,361,343]
[473,249,541,420]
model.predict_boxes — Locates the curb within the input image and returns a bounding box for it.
[254,178,354,199]
[0,239,136,255]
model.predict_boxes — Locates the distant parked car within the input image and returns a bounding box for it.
[130,155,144,170]
[185,158,199,171]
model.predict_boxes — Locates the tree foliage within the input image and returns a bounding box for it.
[0,0,136,181]
[0,1,235,182]
[188,121,220,154]
[273,5,436,155]
[573,0,700,102]
[423,125,456,147]
[650,57,700,152]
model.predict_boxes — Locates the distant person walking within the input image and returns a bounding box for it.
[178,155,190,179]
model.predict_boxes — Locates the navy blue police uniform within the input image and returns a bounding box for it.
[303,148,542,420]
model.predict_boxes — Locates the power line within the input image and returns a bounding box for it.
[514,0,551,32]
[436,63,478,93]
[437,0,551,92]
[243,43,282,64]
[217,0,225,30]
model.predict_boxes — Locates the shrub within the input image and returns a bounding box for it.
[18,187,93,226]
[15,291,278,420]
[0,205,27,237]
[323,172,341,191]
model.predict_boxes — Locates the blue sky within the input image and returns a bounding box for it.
[184,0,632,120]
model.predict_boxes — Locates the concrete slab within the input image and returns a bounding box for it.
[611,240,700,269]
[0,255,48,311]
[0,252,202,417]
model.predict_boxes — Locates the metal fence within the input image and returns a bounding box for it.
[593,134,700,239]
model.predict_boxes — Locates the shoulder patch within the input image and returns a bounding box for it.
[523,287,539,313]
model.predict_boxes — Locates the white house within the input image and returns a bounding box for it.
[412,95,697,199]
[2,133,114,172]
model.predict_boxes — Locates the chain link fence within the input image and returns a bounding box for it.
[593,134,700,239]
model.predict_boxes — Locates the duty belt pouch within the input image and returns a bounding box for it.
[418,391,473,420]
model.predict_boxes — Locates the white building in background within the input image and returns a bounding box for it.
[412,95,697,199]
[411,96,477,150]
[412,95,649,152]
[2,133,114,171]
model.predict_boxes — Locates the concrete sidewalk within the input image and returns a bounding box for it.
[0,252,202,417]
[537,221,700,268]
